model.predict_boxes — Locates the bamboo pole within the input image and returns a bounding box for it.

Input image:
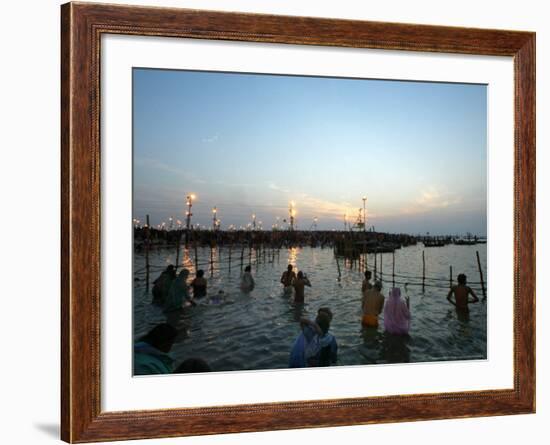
[210,244,214,277]
[449,265,453,289]
[374,250,378,280]
[380,252,384,282]
[422,250,426,293]
[476,250,487,299]
[335,253,341,282]
[145,214,150,291]
[175,232,181,271]
[194,241,198,272]
[392,250,395,288]
[240,245,244,271]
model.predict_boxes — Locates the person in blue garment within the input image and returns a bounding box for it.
[164,268,193,311]
[134,323,178,375]
[289,308,337,367]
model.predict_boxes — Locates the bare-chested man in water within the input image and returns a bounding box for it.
[447,273,479,315]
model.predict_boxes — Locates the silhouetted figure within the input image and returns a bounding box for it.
[134,323,178,375]
[240,265,255,293]
[447,273,479,316]
[280,264,297,295]
[152,265,176,305]
[165,269,192,311]
[191,269,207,298]
[362,281,385,328]
[292,271,311,303]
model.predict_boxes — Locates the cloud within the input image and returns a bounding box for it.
[134,157,206,184]
[267,182,290,194]
[401,186,462,214]
[202,135,219,143]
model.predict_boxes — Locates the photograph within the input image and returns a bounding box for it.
[132,68,488,376]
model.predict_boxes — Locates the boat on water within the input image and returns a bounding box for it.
[453,238,477,246]
[423,239,447,247]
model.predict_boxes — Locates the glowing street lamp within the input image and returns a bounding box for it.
[289,202,296,231]
[184,194,196,245]
[212,206,218,231]
[185,194,196,231]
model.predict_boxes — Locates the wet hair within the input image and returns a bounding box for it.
[457,273,467,284]
[244,265,252,272]
[287,264,293,271]
[318,307,333,322]
[364,270,372,280]
[315,312,331,335]
[166,264,176,277]
[139,323,178,353]
[297,271,304,279]
[174,358,212,373]
[196,269,205,278]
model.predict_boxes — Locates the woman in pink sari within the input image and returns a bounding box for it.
[383,288,411,335]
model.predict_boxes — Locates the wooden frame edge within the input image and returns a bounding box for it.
[61,2,536,442]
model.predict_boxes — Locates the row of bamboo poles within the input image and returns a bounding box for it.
[334,248,486,297]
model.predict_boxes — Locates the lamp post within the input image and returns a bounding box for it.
[185,194,195,245]
[362,196,367,232]
[344,213,347,231]
[289,202,296,231]
[212,207,218,231]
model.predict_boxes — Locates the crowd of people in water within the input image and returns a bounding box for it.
[134,263,480,375]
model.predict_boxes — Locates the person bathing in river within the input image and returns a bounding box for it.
[280,264,296,294]
[383,287,411,335]
[289,308,337,367]
[362,281,385,328]
[447,273,479,314]
[152,265,176,305]
[361,270,373,294]
[315,309,338,366]
[190,269,207,298]
[292,271,311,304]
[134,323,178,375]
[164,268,193,311]
[240,265,255,293]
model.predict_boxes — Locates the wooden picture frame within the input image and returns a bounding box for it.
[61,2,535,442]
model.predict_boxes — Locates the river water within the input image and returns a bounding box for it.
[133,243,487,372]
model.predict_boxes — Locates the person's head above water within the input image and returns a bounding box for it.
[373,281,382,291]
[457,273,467,285]
[297,271,304,279]
[287,264,293,272]
[364,270,372,280]
[140,323,178,353]
[244,265,251,272]
[196,269,204,278]
[316,311,331,335]
[318,307,333,322]
[179,269,189,278]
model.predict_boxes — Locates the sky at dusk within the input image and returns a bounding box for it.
[133,68,487,236]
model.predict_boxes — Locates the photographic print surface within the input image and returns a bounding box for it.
[132,68,487,376]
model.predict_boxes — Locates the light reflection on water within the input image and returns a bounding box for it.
[133,244,487,372]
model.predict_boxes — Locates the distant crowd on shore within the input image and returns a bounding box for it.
[134,263,480,375]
